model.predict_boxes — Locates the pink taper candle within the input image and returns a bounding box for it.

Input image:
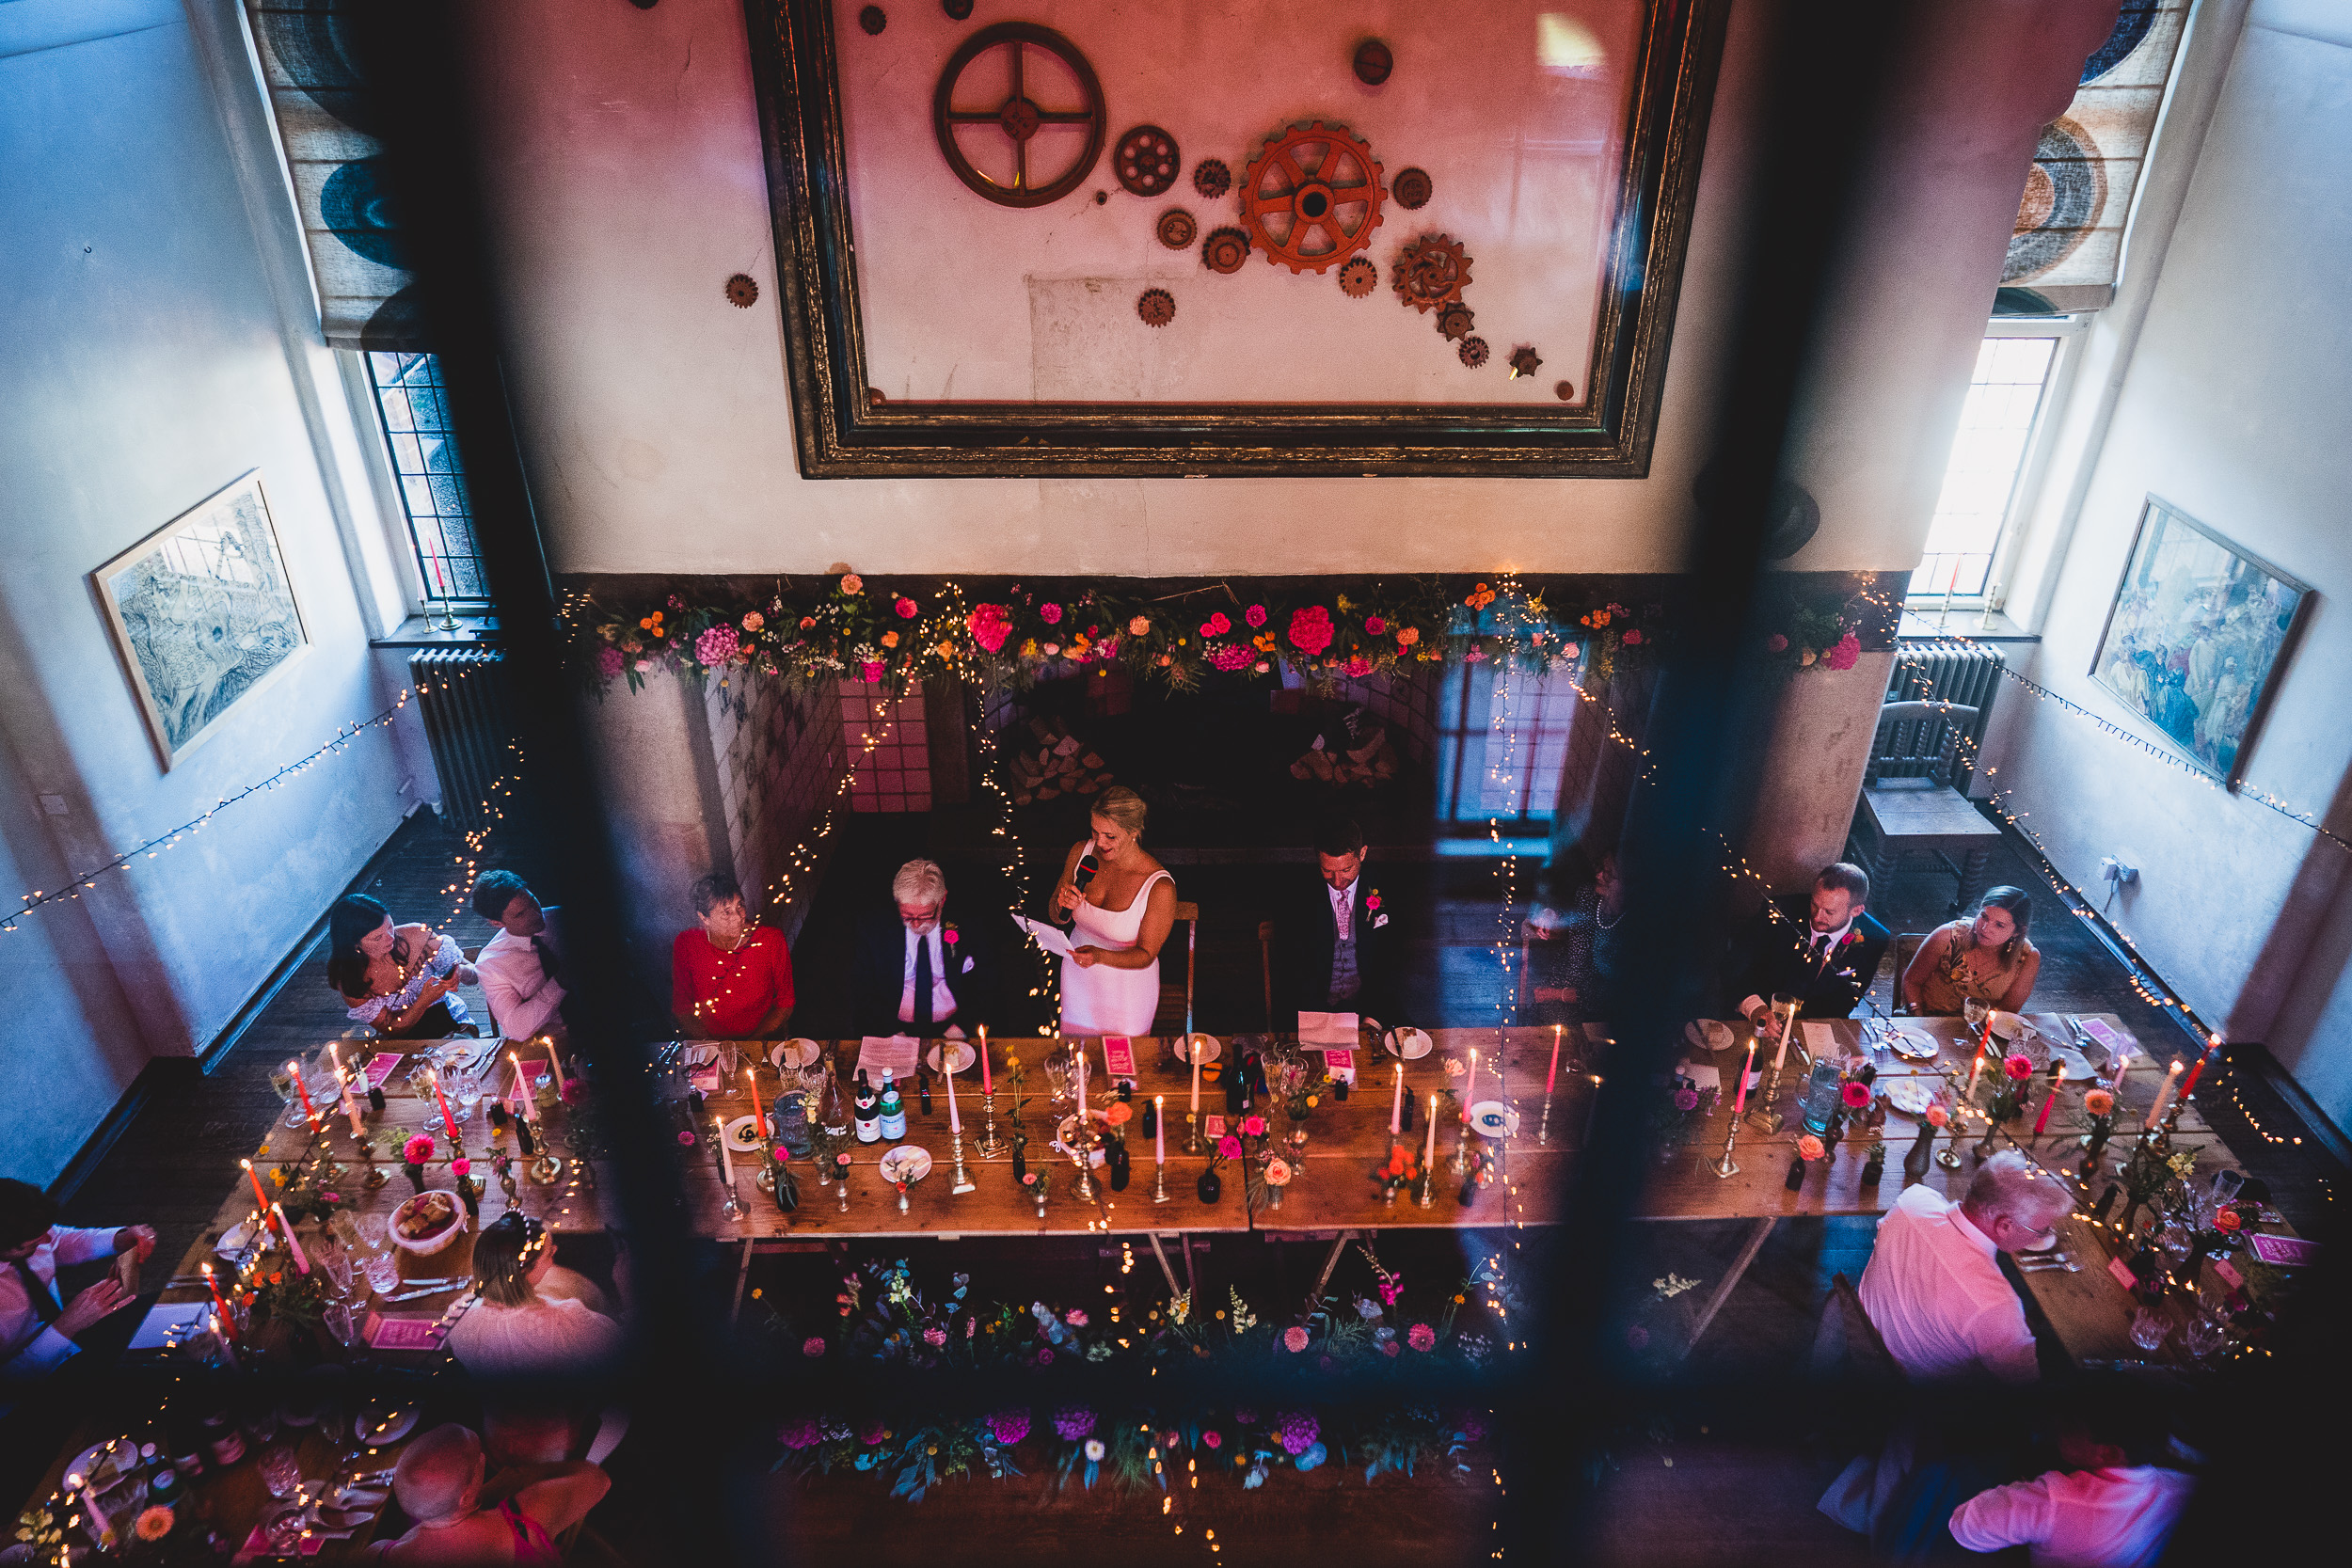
[1390,1062,1404,1137]
[274,1204,310,1274]
[1154,1095,1166,1164]
[1422,1094,1438,1171]
[946,1049,961,1134]
[2033,1062,2064,1135]
[2145,1060,2184,1129]
[1548,1026,1562,1095]
[1734,1040,1756,1114]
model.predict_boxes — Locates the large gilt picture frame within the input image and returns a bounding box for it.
[743,0,1726,477]
[92,471,310,771]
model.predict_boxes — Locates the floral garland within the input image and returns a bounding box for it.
[767,1257,1493,1499]
[569,573,1881,697]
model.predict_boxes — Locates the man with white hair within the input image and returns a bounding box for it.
[1860,1149,2068,1385]
[850,859,994,1038]
[366,1422,607,1564]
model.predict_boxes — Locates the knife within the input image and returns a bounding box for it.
[376,1282,467,1304]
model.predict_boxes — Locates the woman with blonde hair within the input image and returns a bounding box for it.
[445,1213,629,1465]
[1049,786,1177,1036]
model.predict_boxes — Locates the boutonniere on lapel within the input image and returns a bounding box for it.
[1366,890,1389,928]
[942,923,960,946]
[1841,930,1863,948]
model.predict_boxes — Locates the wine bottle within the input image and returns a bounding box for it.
[1106,1135,1130,1192]
[1011,1132,1028,1184]
[819,1063,850,1138]
[853,1069,881,1143]
[1140,1098,1157,1138]
[878,1070,907,1141]
[918,1071,933,1117]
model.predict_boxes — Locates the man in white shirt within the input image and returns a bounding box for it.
[1859,1150,2067,1385]
[1949,1402,2197,1565]
[850,860,993,1039]
[470,871,566,1042]
[0,1179,154,1381]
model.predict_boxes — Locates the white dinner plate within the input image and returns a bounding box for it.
[879,1146,932,1183]
[1886,1025,1941,1060]
[1467,1100,1521,1138]
[925,1040,976,1075]
[1883,1079,1933,1117]
[723,1115,766,1151]
[1383,1028,1433,1059]
[356,1403,419,1448]
[771,1038,825,1069]
[1171,1033,1221,1064]
[1684,1020,1737,1053]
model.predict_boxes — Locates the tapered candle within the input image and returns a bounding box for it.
[2180,1037,2218,1099]
[1967,1046,1984,1101]
[978,1026,992,1095]
[1154,1095,1166,1165]
[243,1158,269,1213]
[1770,1008,1789,1071]
[946,1050,961,1134]
[1548,1026,1563,1095]
[545,1039,566,1095]
[2109,1048,2131,1094]
[510,1052,539,1121]
[2033,1062,2064,1135]
[2145,1060,2184,1129]
[201,1261,233,1339]
[1422,1094,1438,1169]
[1189,1036,1201,1115]
[745,1064,764,1139]
[1734,1040,1756,1114]
[331,1046,364,1135]
[1076,1038,1087,1109]
[427,1069,458,1136]
[288,1059,320,1130]
[1391,1063,1405,1136]
[1467,1050,1479,1109]
[716,1116,735,1184]
[274,1204,310,1274]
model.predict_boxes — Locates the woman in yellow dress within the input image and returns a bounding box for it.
[1900,886,2041,1016]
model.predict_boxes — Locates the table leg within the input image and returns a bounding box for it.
[1181,1232,1198,1298]
[728,1237,754,1327]
[1301,1231,1352,1323]
[1147,1232,1184,1299]
[1682,1216,1776,1355]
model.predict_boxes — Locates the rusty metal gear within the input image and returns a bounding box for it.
[723,273,759,309]
[1114,125,1181,196]
[1458,336,1489,369]
[1136,288,1175,327]
[1200,226,1250,275]
[1192,158,1231,199]
[1391,167,1432,210]
[1391,232,1470,312]
[1239,120,1386,275]
[1338,256,1377,298]
[1156,209,1198,249]
[1436,302,1474,341]
[1555,379,1576,402]
[1507,344,1543,378]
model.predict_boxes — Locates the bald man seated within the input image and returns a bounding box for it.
[364,1423,608,1565]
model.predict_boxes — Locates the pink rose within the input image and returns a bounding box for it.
[1407,1323,1436,1352]
[694,624,739,667]
[1282,1325,1310,1353]
[923,1326,947,1347]
[1200,611,1231,637]
[596,646,624,679]
[677,1129,696,1146]
[1240,1115,1266,1137]
[1203,1430,1221,1449]
[1364,894,1380,911]
[1381,1340,1401,1356]
[741,611,764,632]
[943,928,959,944]
[895,596,918,619]
[839,574,863,595]
[1216,1134,1242,1160]
[1343,654,1374,678]
[1824,630,1861,672]
[1039,602,1063,625]
[1286,605,1335,655]
[451,1158,470,1178]
[803,1337,827,1357]
[1766,633,1788,653]
[772,1147,789,1162]
[1065,1308,1088,1327]
[1363,616,1387,635]
[1245,604,1267,627]
[1208,643,1253,672]
[967,604,1013,653]
[1622,629,1643,646]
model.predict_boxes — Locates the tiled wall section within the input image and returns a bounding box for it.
[843,681,932,813]
[702,670,846,931]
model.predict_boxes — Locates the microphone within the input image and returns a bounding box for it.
[1058,849,1100,925]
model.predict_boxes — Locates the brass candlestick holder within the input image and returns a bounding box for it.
[1417,1164,1436,1207]
[528,1152,564,1185]
[1712,1108,1745,1179]
[1152,1156,1170,1204]
[1536,1091,1553,1147]
[1754,998,1800,1134]
[975,1091,1009,1158]
[1069,1140,1100,1204]
[355,1135,389,1191]
[1185,1111,1201,1155]
[720,1181,745,1222]
[949,1127,977,1196]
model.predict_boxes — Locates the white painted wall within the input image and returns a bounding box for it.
[1985,1,2352,1131]
[0,0,415,1183]
[457,0,2112,580]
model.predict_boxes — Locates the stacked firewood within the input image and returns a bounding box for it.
[1290,711,1399,787]
[1007,714,1113,805]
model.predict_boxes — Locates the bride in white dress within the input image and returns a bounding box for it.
[1050,786,1178,1037]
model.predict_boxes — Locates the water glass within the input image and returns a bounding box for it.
[2128,1307,2170,1355]
[364,1251,402,1295]
[324,1301,359,1347]
[318,1240,356,1298]
[1963,997,1989,1031]
[453,1064,483,1117]
[356,1213,389,1254]
[2182,1313,2229,1362]
[1044,1053,1070,1103]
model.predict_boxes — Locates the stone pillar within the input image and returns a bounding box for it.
[577,673,730,1002]
[1746,653,1897,894]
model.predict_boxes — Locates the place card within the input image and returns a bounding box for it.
[364,1313,449,1352]
[2078,1018,2127,1053]
[1101,1037,1139,1085]
[1204,1115,1226,1140]
[1296,1011,1359,1048]
[2249,1233,2320,1267]
[364,1053,404,1088]
[1323,1049,1356,1085]
[854,1035,922,1083]
[2212,1258,2245,1290]
[2106,1257,2137,1291]
[1801,1022,1836,1057]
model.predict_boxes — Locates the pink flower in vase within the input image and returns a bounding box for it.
[802,1337,827,1357]
[1407,1323,1437,1352]
[1245,604,1267,627]
[1282,1325,1310,1353]
[1039,603,1063,625]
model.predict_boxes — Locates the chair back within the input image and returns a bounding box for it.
[1152,901,1201,1037]
[1865,700,1980,788]
[1808,1271,1904,1386]
[1890,932,1928,1015]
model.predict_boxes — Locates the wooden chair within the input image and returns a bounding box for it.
[1152,901,1200,1037]
[1889,932,1928,1015]
[1808,1271,1903,1386]
[1847,700,2003,915]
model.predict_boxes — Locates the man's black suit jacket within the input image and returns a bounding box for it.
[850,904,996,1037]
[1277,874,1400,1029]
[1727,895,1890,1022]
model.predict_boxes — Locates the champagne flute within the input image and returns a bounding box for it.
[270,1060,310,1130]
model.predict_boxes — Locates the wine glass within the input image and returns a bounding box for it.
[2128,1307,2170,1356]
[1044,1053,1070,1104]
[363,1250,401,1296]
[317,1239,356,1299]
[1962,996,1989,1033]
[453,1064,483,1122]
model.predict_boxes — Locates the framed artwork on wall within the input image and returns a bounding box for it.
[92,471,310,770]
[2089,496,2311,787]
[742,0,1727,476]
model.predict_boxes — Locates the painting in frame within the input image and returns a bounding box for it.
[93,471,310,771]
[2089,496,2311,787]
[743,0,1727,477]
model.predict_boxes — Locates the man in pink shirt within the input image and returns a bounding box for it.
[1950,1403,2197,1565]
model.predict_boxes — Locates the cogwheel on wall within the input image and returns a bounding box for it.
[1192,158,1232,199]
[1435,302,1474,341]
[1156,209,1198,249]
[1507,345,1544,378]
[1114,125,1181,196]
[1136,287,1176,326]
[1391,166,1432,210]
[1391,232,1470,312]
[1239,120,1386,275]
[1200,226,1251,275]
[1337,256,1377,298]
[1458,336,1489,368]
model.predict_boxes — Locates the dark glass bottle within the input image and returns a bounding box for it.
[918,1072,932,1117]
[853,1069,880,1143]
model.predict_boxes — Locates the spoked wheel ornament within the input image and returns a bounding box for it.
[1239,120,1387,275]
[931,24,1107,208]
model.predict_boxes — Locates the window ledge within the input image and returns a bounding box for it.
[1898,609,2038,644]
[372,614,502,650]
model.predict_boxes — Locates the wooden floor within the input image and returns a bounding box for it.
[47,802,2344,1565]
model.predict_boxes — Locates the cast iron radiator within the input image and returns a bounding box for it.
[407,648,516,832]
[1880,641,2005,792]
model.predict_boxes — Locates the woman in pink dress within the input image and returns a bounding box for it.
[1050,787,1177,1037]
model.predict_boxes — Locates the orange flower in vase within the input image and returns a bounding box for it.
[1925,1104,1950,1128]
[1795,1134,1826,1162]
[2083,1088,2115,1118]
